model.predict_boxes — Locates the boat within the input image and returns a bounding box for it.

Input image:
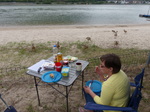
[139,14,150,18]
[139,6,150,18]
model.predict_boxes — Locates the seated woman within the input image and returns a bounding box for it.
[79,53,130,112]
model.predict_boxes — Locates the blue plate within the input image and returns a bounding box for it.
[41,71,62,83]
[86,80,102,92]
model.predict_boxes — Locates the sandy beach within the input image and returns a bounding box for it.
[0,24,150,112]
[0,24,150,49]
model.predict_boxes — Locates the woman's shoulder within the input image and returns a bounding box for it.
[105,70,128,84]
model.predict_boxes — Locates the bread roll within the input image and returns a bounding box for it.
[49,73,54,78]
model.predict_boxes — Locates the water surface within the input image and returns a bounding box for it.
[0,4,150,26]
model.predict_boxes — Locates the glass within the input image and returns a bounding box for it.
[55,62,62,72]
[76,62,82,71]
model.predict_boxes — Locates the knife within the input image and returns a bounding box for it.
[89,80,93,88]
[37,64,44,73]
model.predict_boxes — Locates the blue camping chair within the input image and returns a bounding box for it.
[84,72,143,112]
[84,83,142,112]
[0,94,17,112]
[84,52,150,112]
[130,68,145,89]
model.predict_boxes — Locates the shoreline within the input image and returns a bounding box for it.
[1,23,150,28]
[0,24,150,50]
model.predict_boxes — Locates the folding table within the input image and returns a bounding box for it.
[26,56,89,112]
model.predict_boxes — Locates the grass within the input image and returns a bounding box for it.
[26,104,35,112]
[0,41,150,112]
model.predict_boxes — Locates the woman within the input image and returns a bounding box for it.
[79,53,130,112]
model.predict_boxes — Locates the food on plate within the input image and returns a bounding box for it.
[43,61,55,70]
[63,56,78,62]
[71,57,78,61]
[49,73,54,78]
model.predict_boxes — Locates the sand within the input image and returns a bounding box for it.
[0,24,150,112]
[0,24,150,49]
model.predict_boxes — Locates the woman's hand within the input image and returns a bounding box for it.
[95,66,101,74]
[83,86,92,94]
[83,86,97,98]
[95,66,105,81]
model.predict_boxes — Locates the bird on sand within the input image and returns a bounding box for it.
[124,29,127,33]
[82,44,89,49]
[86,37,92,42]
[114,41,119,47]
[114,32,117,37]
[112,30,118,38]
[112,30,118,33]
[31,43,36,51]
[56,41,60,50]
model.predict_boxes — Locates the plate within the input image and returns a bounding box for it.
[86,80,102,92]
[63,55,78,62]
[41,71,62,83]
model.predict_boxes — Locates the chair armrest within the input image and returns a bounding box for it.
[130,82,143,89]
[130,82,137,87]
[84,102,134,111]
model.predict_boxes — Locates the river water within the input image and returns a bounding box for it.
[0,4,150,26]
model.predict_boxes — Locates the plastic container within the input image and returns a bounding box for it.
[53,45,58,56]
[84,80,102,103]
[61,66,70,77]
[85,80,102,92]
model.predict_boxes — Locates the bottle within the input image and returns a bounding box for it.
[52,45,58,56]
[57,52,63,63]
[54,55,57,63]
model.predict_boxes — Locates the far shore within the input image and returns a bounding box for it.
[0,24,150,50]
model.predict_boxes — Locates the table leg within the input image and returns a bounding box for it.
[82,71,84,97]
[65,86,69,112]
[34,76,41,106]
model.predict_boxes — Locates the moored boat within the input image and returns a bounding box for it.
[139,14,150,18]
[139,6,150,18]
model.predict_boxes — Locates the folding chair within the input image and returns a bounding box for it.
[130,68,145,90]
[84,52,150,112]
[84,82,142,112]
[0,94,17,112]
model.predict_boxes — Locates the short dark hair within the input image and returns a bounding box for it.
[100,53,121,74]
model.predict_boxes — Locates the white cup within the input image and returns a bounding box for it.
[76,62,82,71]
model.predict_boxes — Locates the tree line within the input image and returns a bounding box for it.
[0,0,149,4]
[0,0,107,4]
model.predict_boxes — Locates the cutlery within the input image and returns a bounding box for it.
[89,80,93,88]
[37,64,44,73]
